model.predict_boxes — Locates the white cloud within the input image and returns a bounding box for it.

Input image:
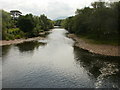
[45,1,74,19]
[0,0,118,19]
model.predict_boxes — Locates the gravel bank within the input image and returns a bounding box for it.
[68,34,120,56]
[0,37,45,46]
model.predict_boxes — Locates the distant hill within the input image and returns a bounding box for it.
[54,16,67,20]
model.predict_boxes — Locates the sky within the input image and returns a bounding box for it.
[0,0,119,20]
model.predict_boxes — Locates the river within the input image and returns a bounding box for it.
[1,28,120,88]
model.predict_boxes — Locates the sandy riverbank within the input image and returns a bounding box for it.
[68,34,120,56]
[0,31,51,46]
[0,37,45,46]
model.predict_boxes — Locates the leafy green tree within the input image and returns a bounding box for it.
[39,14,53,31]
[54,20,63,26]
[62,16,75,33]
[10,10,22,19]
[2,10,14,40]
[18,14,35,33]
[2,10,54,39]
[62,1,119,44]
[2,10,14,30]
[0,10,2,40]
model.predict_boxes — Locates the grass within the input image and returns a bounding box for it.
[5,28,25,40]
[77,34,120,46]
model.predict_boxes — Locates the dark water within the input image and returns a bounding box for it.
[2,28,120,88]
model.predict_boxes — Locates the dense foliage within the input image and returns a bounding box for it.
[39,14,53,31]
[0,10,2,40]
[1,10,15,40]
[54,20,63,26]
[2,10,54,40]
[18,14,35,33]
[62,1,120,45]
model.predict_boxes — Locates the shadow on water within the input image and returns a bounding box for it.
[74,46,120,88]
[2,29,120,88]
[2,45,11,57]
[2,41,47,58]
[15,41,47,53]
[0,46,2,57]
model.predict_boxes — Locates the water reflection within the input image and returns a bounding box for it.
[0,46,2,57]
[2,41,47,59]
[15,41,47,53]
[74,46,120,88]
[2,45,11,57]
[2,28,120,88]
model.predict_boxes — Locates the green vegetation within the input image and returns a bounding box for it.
[62,1,120,45]
[54,19,63,26]
[5,28,24,40]
[2,10,15,40]
[1,10,54,40]
[0,10,2,40]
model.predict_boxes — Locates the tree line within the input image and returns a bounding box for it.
[62,1,120,45]
[54,19,63,26]
[1,10,54,40]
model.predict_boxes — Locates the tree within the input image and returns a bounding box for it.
[18,14,35,33]
[2,10,54,39]
[62,16,75,33]
[10,10,22,19]
[54,19,63,26]
[39,14,53,31]
[2,10,14,40]
[91,1,106,9]
[63,1,119,44]
[0,10,1,40]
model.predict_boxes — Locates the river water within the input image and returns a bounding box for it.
[1,28,120,88]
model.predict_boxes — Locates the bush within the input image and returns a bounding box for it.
[62,1,119,45]
[18,14,35,33]
[2,10,54,40]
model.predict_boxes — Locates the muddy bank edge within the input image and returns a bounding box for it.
[67,34,120,56]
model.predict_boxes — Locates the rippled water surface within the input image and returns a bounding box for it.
[2,28,120,88]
